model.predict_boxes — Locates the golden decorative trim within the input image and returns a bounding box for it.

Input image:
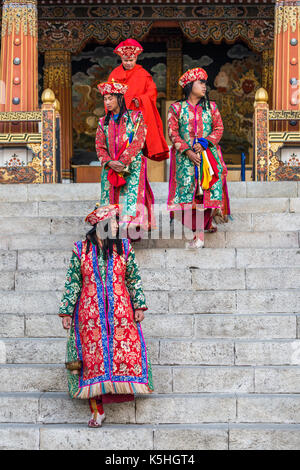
[41,105,56,183]
[262,48,274,100]
[42,88,56,104]
[270,142,284,153]
[0,111,42,122]
[254,102,269,181]
[269,131,300,142]
[44,50,72,90]
[75,380,153,399]
[275,5,300,34]
[2,1,38,37]
[269,154,281,182]
[0,133,41,143]
[255,87,269,104]
[166,35,183,101]
[27,143,42,154]
[269,110,300,120]
[27,147,43,183]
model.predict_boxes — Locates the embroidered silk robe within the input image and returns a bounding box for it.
[167,100,229,213]
[108,64,169,161]
[96,110,155,232]
[58,238,154,400]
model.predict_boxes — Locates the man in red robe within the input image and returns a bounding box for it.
[107,39,169,162]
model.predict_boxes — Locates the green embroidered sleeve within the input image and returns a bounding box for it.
[125,243,148,311]
[58,250,82,317]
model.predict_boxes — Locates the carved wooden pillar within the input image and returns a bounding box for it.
[254,88,269,181]
[273,0,300,132]
[262,48,274,110]
[43,49,73,181]
[0,0,39,133]
[166,34,183,101]
[41,88,56,184]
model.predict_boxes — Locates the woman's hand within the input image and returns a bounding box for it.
[108,161,125,173]
[194,143,204,154]
[62,316,72,330]
[134,309,145,323]
[132,98,140,107]
[186,150,201,165]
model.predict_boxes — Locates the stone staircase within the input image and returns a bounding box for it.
[0,181,300,450]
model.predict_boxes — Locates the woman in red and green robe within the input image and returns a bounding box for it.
[58,204,154,428]
[167,67,230,249]
[96,80,155,240]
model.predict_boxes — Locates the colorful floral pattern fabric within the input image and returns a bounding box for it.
[167,100,228,210]
[96,110,155,231]
[59,251,82,317]
[179,68,208,88]
[97,81,128,96]
[59,239,154,399]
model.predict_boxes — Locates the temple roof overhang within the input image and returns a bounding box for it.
[35,0,276,21]
[0,0,276,54]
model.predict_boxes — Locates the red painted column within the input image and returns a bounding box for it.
[0,0,39,133]
[273,0,300,132]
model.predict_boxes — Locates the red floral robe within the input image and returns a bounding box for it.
[59,239,154,401]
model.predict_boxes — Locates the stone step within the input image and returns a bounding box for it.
[0,363,278,395]
[168,289,300,314]
[1,364,299,394]
[1,392,300,427]
[228,423,300,450]
[2,422,300,450]
[1,338,300,367]
[142,230,300,249]
[1,248,299,272]
[229,198,289,213]
[1,267,298,292]
[164,248,300,269]
[0,212,300,240]
[0,288,300,314]
[1,197,300,218]
[1,212,300,236]
[0,422,229,450]
[1,313,297,340]
[0,182,300,203]
[0,392,234,425]
[0,230,299,251]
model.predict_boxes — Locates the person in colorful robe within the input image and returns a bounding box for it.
[107,38,169,162]
[167,67,230,249]
[58,204,154,428]
[96,79,155,240]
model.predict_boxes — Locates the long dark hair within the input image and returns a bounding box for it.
[85,216,123,260]
[181,80,211,111]
[104,94,129,126]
